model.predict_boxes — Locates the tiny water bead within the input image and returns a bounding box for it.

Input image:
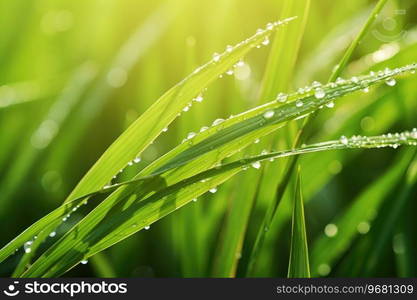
[325,101,335,108]
[192,198,198,202]
[314,88,326,99]
[339,135,348,145]
[212,52,220,62]
[254,138,260,144]
[209,187,218,194]
[251,161,261,169]
[212,118,224,126]
[276,92,288,103]
[385,77,396,86]
[263,110,275,119]
[226,69,234,75]
[187,132,196,140]
[144,226,150,230]
[194,94,204,102]
[24,241,33,253]
[80,260,88,265]
[261,37,270,46]
[49,231,56,238]
[133,157,141,163]
[295,100,303,107]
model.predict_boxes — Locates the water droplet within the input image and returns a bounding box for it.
[209,187,217,193]
[49,231,56,238]
[24,241,33,254]
[263,110,274,119]
[363,87,370,93]
[200,126,209,132]
[80,260,88,265]
[251,161,261,169]
[144,226,150,230]
[325,101,335,108]
[187,132,196,140]
[162,127,168,132]
[192,198,198,202]
[226,45,233,52]
[276,92,288,103]
[194,94,204,102]
[340,135,348,145]
[133,157,141,163]
[314,88,326,99]
[212,53,220,62]
[183,105,190,112]
[385,77,396,86]
[254,138,260,144]
[261,37,270,46]
[226,69,234,75]
[351,76,359,83]
[212,118,224,126]
[295,100,303,107]
[236,60,245,67]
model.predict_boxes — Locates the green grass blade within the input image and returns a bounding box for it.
[288,167,310,278]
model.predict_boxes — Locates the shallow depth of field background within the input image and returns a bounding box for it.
[0,0,417,277]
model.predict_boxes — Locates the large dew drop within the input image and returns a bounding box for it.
[263,110,274,119]
[314,88,326,99]
[251,161,261,169]
[385,78,396,86]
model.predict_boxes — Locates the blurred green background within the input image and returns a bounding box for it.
[0,0,416,277]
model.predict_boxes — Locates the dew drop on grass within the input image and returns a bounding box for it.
[326,101,335,108]
[133,157,141,163]
[209,187,217,194]
[340,135,348,145]
[194,94,204,102]
[80,260,88,265]
[295,100,303,107]
[200,126,209,132]
[187,132,196,139]
[192,198,198,202]
[226,69,234,75]
[251,161,261,169]
[363,87,370,93]
[183,105,190,112]
[261,37,270,46]
[385,77,396,86]
[24,241,33,253]
[226,45,233,52]
[162,127,168,132]
[254,138,260,144]
[49,231,56,238]
[144,226,150,230]
[263,110,274,119]
[276,92,288,103]
[314,88,326,99]
[351,76,359,83]
[212,52,220,62]
[236,60,245,67]
[212,118,224,126]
